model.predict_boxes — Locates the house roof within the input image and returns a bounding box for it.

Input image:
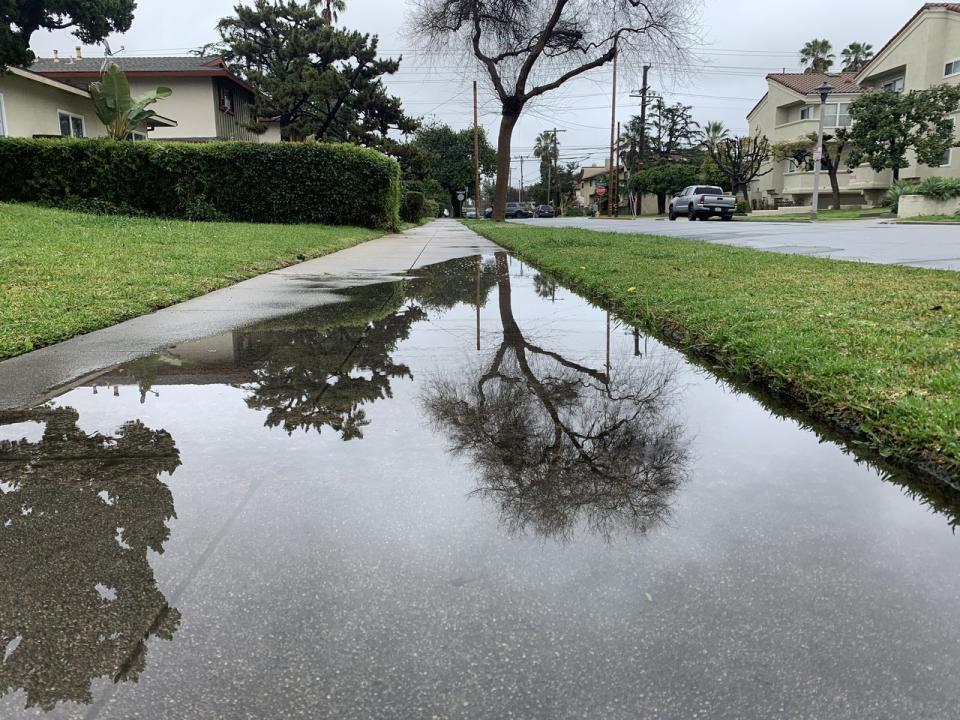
[766,72,864,97]
[4,66,177,128]
[856,3,960,81]
[3,66,91,98]
[31,55,254,93]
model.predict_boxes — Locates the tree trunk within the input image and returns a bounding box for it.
[828,169,841,210]
[892,167,900,182]
[739,184,749,204]
[493,111,520,222]
[656,192,666,215]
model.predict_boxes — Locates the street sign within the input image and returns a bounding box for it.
[596,186,607,197]
[456,191,466,202]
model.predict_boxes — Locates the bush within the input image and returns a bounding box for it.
[735,200,749,215]
[0,137,401,229]
[422,199,440,219]
[563,205,589,217]
[401,190,425,223]
[885,180,921,211]
[916,176,960,200]
[886,176,960,212]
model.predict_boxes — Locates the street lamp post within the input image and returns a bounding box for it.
[810,81,833,221]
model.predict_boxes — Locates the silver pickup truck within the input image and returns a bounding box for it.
[669,185,736,221]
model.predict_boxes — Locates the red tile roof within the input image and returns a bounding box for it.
[857,3,960,80]
[766,72,864,96]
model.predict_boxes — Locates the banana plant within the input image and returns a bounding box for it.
[90,62,172,140]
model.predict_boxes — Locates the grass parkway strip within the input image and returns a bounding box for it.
[0,203,382,358]
[465,220,960,480]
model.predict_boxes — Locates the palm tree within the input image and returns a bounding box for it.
[321,0,346,25]
[618,116,646,173]
[533,130,558,182]
[841,42,874,72]
[800,39,835,74]
[701,120,728,150]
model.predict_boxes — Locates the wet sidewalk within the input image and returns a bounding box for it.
[0,220,497,410]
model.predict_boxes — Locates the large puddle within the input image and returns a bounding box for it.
[2,252,960,719]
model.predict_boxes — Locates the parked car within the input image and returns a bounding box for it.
[463,208,477,218]
[534,204,555,218]
[484,207,494,218]
[669,186,735,221]
[505,202,532,219]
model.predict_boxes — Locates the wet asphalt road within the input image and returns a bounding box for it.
[512,216,960,270]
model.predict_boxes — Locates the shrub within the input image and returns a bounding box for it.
[563,205,589,217]
[735,200,749,215]
[422,199,440,219]
[0,137,401,229]
[885,180,922,211]
[916,176,960,200]
[401,190,425,223]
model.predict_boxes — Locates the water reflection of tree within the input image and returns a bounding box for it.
[423,253,689,540]
[243,260,498,440]
[0,407,181,711]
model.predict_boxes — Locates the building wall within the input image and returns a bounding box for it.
[211,77,260,142]
[129,77,217,139]
[0,72,106,138]
[858,9,960,182]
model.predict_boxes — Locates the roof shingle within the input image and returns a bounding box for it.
[30,56,225,73]
[766,71,864,96]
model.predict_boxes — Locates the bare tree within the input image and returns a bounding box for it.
[408,0,699,221]
[708,134,772,205]
[421,253,688,540]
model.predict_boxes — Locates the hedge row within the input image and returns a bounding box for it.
[0,138,401,229]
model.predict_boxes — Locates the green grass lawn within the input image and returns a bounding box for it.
[895,215,960,224]
[465,220,960,478]
[737,208,894,222]
[0,203,382,358]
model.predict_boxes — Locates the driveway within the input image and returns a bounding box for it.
[512,217,960,271]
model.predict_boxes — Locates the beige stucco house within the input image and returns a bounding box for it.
[0,65,176,139]
[29,53,281,143]
[747,3,960,209]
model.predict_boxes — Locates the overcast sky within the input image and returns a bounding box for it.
[30,0,920,180]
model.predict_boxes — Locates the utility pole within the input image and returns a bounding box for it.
[810,81,833,221]
[519,155,524,202]
[638,65,650,164]
[615,120,621,215]
[608,42,618,217]
[472,80,481,217]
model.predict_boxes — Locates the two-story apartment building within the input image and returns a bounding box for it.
[29,53,280,143]
[747,3,960,209]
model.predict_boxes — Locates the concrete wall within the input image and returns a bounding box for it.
[0,72,106,138]
[898,194,960,218]
[129,77,217,139]
[259,124,282,144]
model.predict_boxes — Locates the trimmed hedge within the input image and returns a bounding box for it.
[401,190,425,222]
[0,138,401,229]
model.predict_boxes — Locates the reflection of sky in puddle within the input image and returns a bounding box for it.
[3,253,960,719]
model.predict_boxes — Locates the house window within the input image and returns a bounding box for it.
[218,86,235,114]
[800,106,812,120]
[127,130,148,141]
[881,76,904,92]
[0,93,6,137]
[821,103,851,128]
[942,148,954,168]
[945,59,960,77]
[58,110,85,138]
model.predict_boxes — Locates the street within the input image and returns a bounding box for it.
[512,217,960,271]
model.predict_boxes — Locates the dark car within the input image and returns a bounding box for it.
[534,204,555,218]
